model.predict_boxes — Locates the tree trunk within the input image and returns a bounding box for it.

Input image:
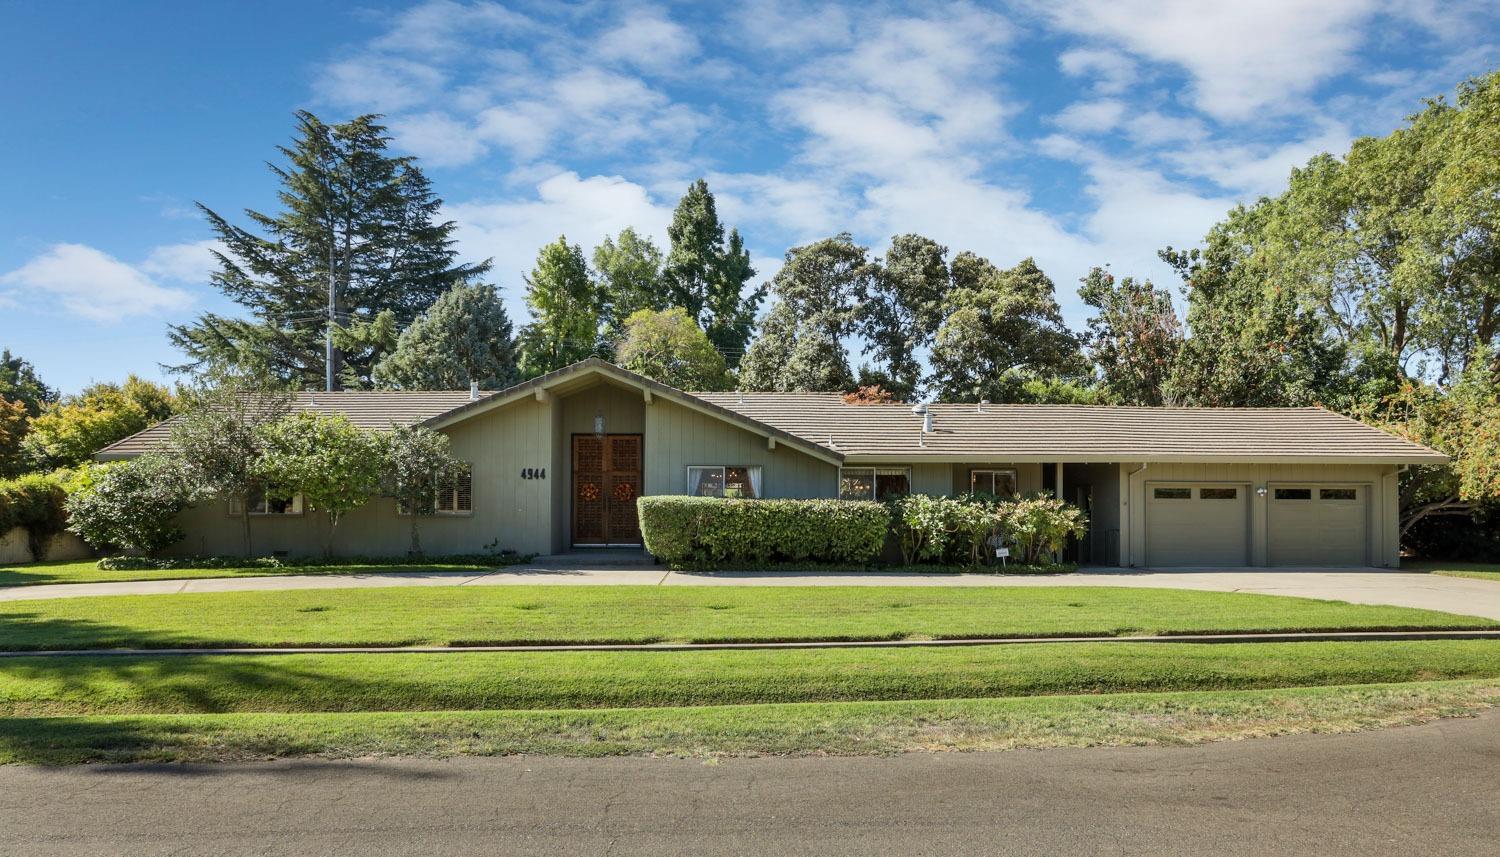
[1398,496,1473,541]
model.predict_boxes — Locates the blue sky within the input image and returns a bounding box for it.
[2,0,1497,394]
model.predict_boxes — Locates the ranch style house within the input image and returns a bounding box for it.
[98,359,1447,568]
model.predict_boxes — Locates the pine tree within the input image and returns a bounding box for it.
[661,180,764,365]
[373,284,518,390]
[169,112,488,388]
[517,237,599,377]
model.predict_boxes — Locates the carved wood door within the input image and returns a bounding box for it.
[572,434,643,545]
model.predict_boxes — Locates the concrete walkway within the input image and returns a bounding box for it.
[3,565,1500,620]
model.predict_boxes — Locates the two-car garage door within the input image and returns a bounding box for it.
[1145,482,1369,567]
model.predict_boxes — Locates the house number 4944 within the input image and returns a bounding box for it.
[520,468,547,480]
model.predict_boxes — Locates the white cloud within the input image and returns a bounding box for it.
[729,0,853,52]
[1052,99,1127,133]
[316,55,446,112]
[1164,120,1353,196]
[389,112,488,167]
[372,0,534,55]
[139,240,224,283]
[0,244,194,322]
[1057,48,1138,95]
[1039,0,1382,121]
[595,7,700,72]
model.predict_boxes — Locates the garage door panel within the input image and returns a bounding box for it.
[1146,483,1249,567]
[1269,484,1367,567]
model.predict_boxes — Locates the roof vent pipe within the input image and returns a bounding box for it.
[470,380,479,401]
[912,402,933,436]
[977,399,988,414]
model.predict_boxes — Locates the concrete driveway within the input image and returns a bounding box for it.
[2,709,1495,856]
[4,564,1500,621]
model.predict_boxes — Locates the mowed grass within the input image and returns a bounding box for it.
[2,585,1494,651]
[1411,561,1500,582]
[4,640,1500,716]
[0,559,503,588]
[4,679,1497,765]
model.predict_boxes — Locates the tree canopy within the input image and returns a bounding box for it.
[517,236,599,377]
[614,308,730,391]
[22,376,177,471]
[373,283,518,390]
[662,180,764,364]
[169,111,488,388]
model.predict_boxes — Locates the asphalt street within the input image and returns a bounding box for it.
[2,709,1497,856]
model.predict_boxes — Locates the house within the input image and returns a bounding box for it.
[98,358,1447,568]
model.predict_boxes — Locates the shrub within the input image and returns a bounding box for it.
[0,471,69,559]
[994,494,1088,565]
[890,494,1003,565]
[638,496,889,566]
[66,453,195,556]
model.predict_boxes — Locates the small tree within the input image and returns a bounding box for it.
[66,454,193,556]
[256,412,384,555]
[994,495,1088,565]
[614,308,730,391]
[380,424,463,556]
[170,376,291,557]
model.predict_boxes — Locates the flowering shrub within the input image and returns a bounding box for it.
[994,495,1088,565]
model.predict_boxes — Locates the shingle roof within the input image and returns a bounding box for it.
[692,393,1446,463]
[95,391,493,460]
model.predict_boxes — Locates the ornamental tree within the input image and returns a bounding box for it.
[65,454,193,556]
[256,411,384,554]
[613,308,730,391]
[380,424,464,556]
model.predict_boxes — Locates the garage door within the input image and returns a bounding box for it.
[1145,483,1249,567]
[1268,485,1368,566]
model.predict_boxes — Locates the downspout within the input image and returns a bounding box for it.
[1124,463,1148,567]
[1387,464,1408,568]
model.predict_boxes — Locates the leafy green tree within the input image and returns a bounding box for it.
[593,228,665,344]
[256,411,384,553]
[738,303,798,392]
[0,349,55,417]
[331,309,400,390]
[1078,267,1182,405]
[380,424,464,556]
[65,454,193,556]
[517,236,599,377]
[169,112,488,388]
[662,180,764,363]
[373,284,518,390]
[0,398,28,477]
[170,375,292,557]
[929,256,1086,402]
[22,376,177,470]
[860,234,949,400]
[614,308,730,391]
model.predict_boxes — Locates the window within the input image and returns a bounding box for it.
[969,469,1018,497]
[1274,488,1312,500]
[1320,488,1358,501]
[228,490,303,517]
[839,467,911,501]
[687,466,761,498]
[435,465,473,514]
[1153,487,1191,500]
[398,464,473,515]
[1200,488,1238,500]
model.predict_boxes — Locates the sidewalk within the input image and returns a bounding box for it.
[2,565,1500,620]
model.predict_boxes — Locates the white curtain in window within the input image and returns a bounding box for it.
[747,466,762,499]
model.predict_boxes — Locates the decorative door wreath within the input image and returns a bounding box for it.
[578,482,601,502]
[612,482,636,503]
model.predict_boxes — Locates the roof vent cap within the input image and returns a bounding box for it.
[911,403,928,416]
[470,380,479,401]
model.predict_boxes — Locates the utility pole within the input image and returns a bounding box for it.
[325,238,336,392]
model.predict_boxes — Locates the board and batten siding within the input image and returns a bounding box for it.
[644,397,837,498]
[1119,461,1399,568]
[165,395,557,559]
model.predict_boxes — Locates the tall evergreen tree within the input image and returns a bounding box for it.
[592,228,665,345]
[929,255,1086,403]
[373,284,518,390]
[517,237,599,377]
[860,234,950,400]
[0,349,55,417]
[169,112,488,388]
[661,180,764,364]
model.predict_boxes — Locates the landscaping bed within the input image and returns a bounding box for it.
[1,585,1494,650]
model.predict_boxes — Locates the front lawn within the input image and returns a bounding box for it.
[4,641,1499,715]
[0,586,1494,650]
[1410,561,1500,582]
[0,558,513,588]
[3,679,1496,765]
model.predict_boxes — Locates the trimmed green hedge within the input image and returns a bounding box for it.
[638,496,890,565]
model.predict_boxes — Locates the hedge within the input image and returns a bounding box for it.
[0,472,69,560]
[638,496,890,566]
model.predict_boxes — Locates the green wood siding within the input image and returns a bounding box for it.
[644,398,836,498]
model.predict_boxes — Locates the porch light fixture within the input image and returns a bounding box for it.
[1256,486,1268,497]
[594,414,606,438]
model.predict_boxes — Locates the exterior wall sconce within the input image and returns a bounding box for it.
[1255,486,1268,497]
[594,415,606,438]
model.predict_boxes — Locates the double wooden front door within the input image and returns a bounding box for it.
[572,434,643,545]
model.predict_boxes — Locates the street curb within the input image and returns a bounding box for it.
[3,629,1500,657]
